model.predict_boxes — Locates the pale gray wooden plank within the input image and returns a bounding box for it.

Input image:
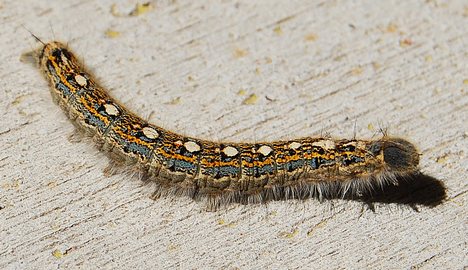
[0,0,466,269]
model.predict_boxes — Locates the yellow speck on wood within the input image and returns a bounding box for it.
[167,243,179,251]
[279,228,299,239]
[47,181,57,188]
[351,66,363,76]
[107,221,117,228]
[226,222,237,228]
[50,223,60,230]
[105,29,121,38]
[372,62,381,70]
[436,155,448,164]
[273,25,283,35]
[255,67,261,75]
[1,179,21,190]
[242,94,258,105]
[11,96,22,106]
[304,33,318,42]
[237,89,247,96]
[307,220,328,237]
[112,2,153,16]
[11,94,30,106]
[425,55,433,62]
[399,38,413,47]
[333,55,345,62]
[367,123,375,131]
[168,97,181,105]
[463,79,468,85]
[217,219,236,227]
[52,249,63,259]
[386,23,398,33]
[110,4,121,16]
[234,48,248,58]
[130,2,154,16]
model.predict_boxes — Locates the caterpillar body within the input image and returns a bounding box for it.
[32,41,420,209]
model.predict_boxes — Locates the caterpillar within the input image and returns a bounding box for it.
[29,41,420,210]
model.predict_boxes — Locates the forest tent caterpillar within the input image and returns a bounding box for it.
[28,41,420,209]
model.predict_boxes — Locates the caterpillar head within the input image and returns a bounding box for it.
[382,137,420,173]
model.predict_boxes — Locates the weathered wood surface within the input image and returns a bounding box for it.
[0,0,466,269]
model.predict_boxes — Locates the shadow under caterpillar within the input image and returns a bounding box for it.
[26,40,445,210]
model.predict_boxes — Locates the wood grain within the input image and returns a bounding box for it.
[0,0,466,269]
